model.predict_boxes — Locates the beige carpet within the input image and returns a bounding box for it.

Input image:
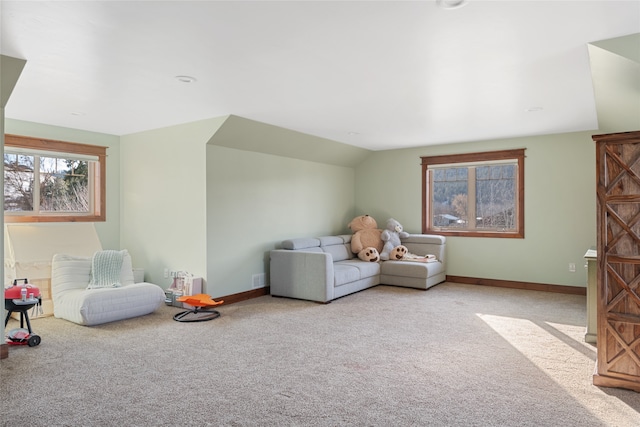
[2,282,640,426]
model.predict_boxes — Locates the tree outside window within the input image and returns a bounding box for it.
[422,149,525,238]
[4,134,106,223]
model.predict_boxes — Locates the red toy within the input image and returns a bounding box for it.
[4,279,42,347]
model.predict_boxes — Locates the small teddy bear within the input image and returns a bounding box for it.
[348,215,383,259]
[380,218,410,260]
[358,247,380,262]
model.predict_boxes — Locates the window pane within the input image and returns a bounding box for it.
[422,149,524,238]
[476,165,516,230]
[39,156,89,213]
[4,153,35,211]
[476,166,489,179]
[432,167,468,229]
[4,134,107,223]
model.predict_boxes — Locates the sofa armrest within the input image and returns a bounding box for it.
[402,234,445,244]
[401,234,446,265]
[270,250,334,303]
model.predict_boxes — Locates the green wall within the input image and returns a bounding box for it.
[355,131,597,287]
[120,116,226,287]
[206,145,356,297]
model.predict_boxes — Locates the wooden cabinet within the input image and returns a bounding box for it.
[594,130,640,392]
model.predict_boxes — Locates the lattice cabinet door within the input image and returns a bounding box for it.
[594,130,640,392]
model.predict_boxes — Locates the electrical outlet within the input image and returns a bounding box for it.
[569,263,576,272]
[164,268,169,278]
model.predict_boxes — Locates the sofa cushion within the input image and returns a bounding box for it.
[401,234,446,263]
[318,236,346,246]
[281,238,321,250]
[341,260,381,278]
[316,235,350,261]
[401,235,445,245]
[380,260,444,278]
[321,244,352,262]
[334,264,361,287]
[334,260,381,287]
[337,234,353,243]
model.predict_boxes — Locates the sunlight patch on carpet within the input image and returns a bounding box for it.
[476,313,640,426]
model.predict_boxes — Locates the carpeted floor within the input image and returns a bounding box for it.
[2,282,640,426]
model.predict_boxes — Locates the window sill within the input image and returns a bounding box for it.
[425,229,524,239]
[4,214,105,223]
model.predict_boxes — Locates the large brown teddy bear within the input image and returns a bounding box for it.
[348,215,383,261]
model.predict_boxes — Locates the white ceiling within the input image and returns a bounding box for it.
[1,1,639,151]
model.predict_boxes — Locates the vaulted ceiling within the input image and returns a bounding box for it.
[1,1,639,150]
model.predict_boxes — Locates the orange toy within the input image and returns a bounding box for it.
[173,293,224,322]
[177,293,223,307]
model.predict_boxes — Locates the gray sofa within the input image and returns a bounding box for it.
[270,234,446,303]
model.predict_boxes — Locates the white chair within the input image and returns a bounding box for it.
[50,251,165,326]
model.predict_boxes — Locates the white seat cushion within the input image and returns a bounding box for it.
[51,253,164,326]
[54,283,165,326]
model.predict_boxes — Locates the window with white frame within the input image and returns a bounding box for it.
[421,149,525,238]
[4,134,106,223]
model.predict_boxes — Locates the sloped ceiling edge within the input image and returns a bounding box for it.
[207,115,372,168]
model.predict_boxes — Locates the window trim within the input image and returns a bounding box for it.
[421,149,525,238]
[4,134,106,223]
